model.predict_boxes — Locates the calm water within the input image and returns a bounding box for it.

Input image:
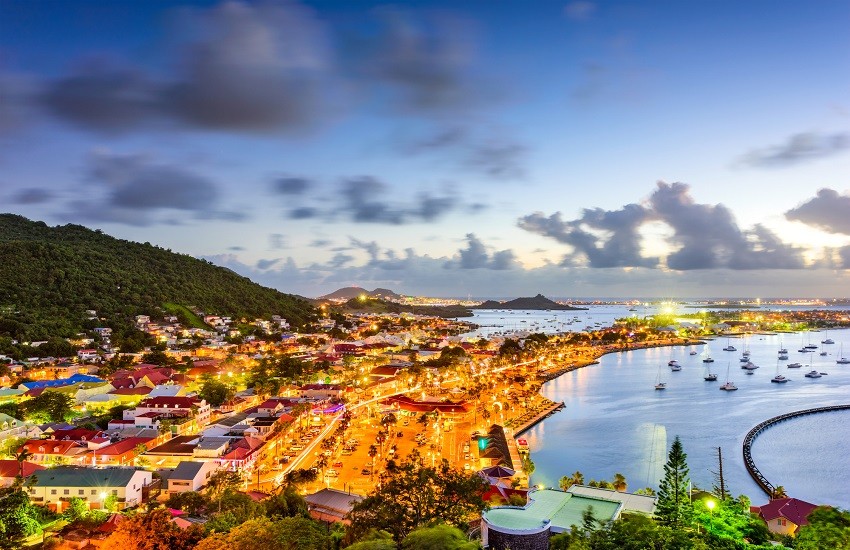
[523,330,850,507]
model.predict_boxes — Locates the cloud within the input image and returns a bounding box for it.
[10,187,54,205]
[310,238,333,248]
[272,176,313,195]
[256,258,281,270]
[338,176,456,224]
[785,188,850,235]
[737,132,850,167]
[445,233,517,270]
[287,207,320,220]
[40,2,332,134]
[519,203,655,268]
[564,1,596,21]
[228,245,246,251]
[57,151,245,225]
[518,181,806,270]
[269,233,287,249]
[466,140,526,180]
[839,246,850,269]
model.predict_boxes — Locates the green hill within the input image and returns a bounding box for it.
[0,214,316,341]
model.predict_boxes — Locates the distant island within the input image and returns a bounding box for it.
[473,294,587,311]
[319,286,403,301]
[335,296,474,318]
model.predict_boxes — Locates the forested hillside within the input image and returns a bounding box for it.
[0,214,315,341]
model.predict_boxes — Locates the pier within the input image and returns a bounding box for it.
[742,403,850,497]
[510,400,566,437]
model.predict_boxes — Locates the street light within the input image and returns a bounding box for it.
[706,499,715,533]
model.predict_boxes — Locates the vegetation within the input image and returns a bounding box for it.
[0,214,316,344]
[656,436,693,528]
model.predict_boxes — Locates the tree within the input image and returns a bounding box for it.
[795,506,850,550]
[655,436,693,528]
[14,447,32,478]
[195,517,331,550]
[205,470,243,511]
[100,508,204,550]
[400,524,481,550]
[198,376,235,407]
[772,485,788,499]
[263,486,308,519]
[346,450,488,542]
[0,486,44,548]
[559,476,572,491]
[21,391,74,423]
[570,471,584,487]
[612,473,627,492]
[165,491,209,516]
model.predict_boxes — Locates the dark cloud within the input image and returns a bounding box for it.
[839,246,850,269]
[272,176,313,195]
[785,188,850,235]
[339,176,455,224]
[228,245,246,251]
[41,62,159,132]
[518,181,806,270]
[40,2,331,134]
[737,132,850,167]
[10,187,54,205]
[518,203,655,268]
[445,233,517,270]
[466,140,526,180]
[256,258,281,270]
[57,151,244,226]
[288,206,319,220]
[328,253,354,268]
[310,238,333,248]
[269,233,287,249]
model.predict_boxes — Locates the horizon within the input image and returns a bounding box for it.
[2,0,849,298]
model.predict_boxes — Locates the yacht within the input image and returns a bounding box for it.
[740,356,750,363]
[804,370,822,378]
[821,335,834,345]
[668,360,680,367]
[771,374,789,383]
[689,350,698,356]
[719,381,738,391]
[778,353,789,360]
[704,362,718,381]
[670,364,682,372]
[723,339,737,352]
[743,362,759,371]
[655,382,667,390]
[787,362,803,369]
[820,351,828,356]
[836,344,850,364]
[703,356,715,363]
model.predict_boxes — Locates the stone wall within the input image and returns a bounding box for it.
[486,527,550,550]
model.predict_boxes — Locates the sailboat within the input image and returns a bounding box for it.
[702,344,714,363]
[771,359,789,383]
[655,365,666,390]
[704,362,718,381]
[778,340,788,355]
[719,362,737,391]
[723,338,736,352]
[821,330,834,345]
[836,344,850,364]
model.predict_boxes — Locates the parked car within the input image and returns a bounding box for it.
[361,468,371,475]
[333,461,343,468]
[325,469,339,478]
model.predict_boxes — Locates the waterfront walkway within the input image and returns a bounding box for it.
[742,403,850,497]
[509,399,565,436]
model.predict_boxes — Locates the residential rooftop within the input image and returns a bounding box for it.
[483,488,621,534]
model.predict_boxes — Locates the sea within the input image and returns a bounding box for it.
[457,304,850,508]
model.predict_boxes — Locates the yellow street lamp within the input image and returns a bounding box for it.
[706,499,716,532]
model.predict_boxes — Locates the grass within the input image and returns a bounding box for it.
[162,303,210,329]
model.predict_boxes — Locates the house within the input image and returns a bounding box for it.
[124,396,210,429]
[88,436,155,467]
[165,461,220,495]
[0,459,44,487]
[0,412,39,439]
[26,466,153,512]
[300,384,342,400]
[752,497,818,536]
[304,488,364,524]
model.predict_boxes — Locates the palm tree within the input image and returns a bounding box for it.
[613,473,627,492]
[559,475,572,491]
[772,486,788,499]
[14,448,32,478]
[571,471,584,487]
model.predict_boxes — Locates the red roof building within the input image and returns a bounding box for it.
[752,497,818,537]
[0,460,44,485]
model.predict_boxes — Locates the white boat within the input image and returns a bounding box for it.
[836,344,850,364]
[668,360,680,367]
[689,350,698,356]
[720,363,737,390]
[655,365,666,390]
[778,353,789,360]
[703,357,714,363]
[743,362,759,370]
[787,362,802,369]
[739,356,750,363]
[804,370,822,378]
[821,331,834,345]
[670,364,682,372]
[771,360,788,383]
[723,339,736,352]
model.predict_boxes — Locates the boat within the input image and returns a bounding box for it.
[743,362,759,370]
[836,344,850,364]
[668,360,680,367]
[670,364,682,372]
[703,357,714,363]
[742,349,751,357]
[821,331,834,345]
[787,362,802,368]
[654,365,666,390]
[722,338,736,352]
[719,362,737,391]
[778,342,788,355]
[804,370,822,378]
[820,351,828,356]
[771,374,789,383]
[689,350,698,356]
[739,356,750,363]
[778,353,789,360]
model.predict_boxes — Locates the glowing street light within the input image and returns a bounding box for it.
[706,499,716,533]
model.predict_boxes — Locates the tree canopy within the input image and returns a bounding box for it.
[656,436,693,529]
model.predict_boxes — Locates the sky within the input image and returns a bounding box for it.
[1,0,849,299]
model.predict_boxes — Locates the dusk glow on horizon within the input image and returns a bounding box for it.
[2,0,849,298]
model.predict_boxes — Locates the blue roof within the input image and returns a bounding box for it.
[20,374,104,390]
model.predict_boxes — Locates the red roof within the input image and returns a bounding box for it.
[0,460,45,478]
[96,437,154,456]
[139,396,201,408]
[109,386,152,396]
[21,440,83,455]
[49,428,103,441]
[755,498,818,526]
[301,384,341,391]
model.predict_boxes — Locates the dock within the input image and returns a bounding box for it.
[510,400,566,437]
[742,403,850,497]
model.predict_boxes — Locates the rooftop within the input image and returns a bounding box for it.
[33,466,146,488]
[483,488,621,534]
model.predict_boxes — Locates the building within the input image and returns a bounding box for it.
[165,461,220,495]
[304,488,364,524]
[752,497,818,537]
[26,466,153,512]
[0,459,44,487]
[481,488,622,550]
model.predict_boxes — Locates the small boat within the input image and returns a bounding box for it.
[655,382,667,390]
[668,360,680,367]
[743,350,751,357]
[771,374,789,383]
[723,339,737,352]
[689,350,698,355]
[719,381,738,391]
[821,338,834,345]
[804,344,818,350]
[670,364,682,371]
[804,370,822,378]
[798,348,813,353]
[703,357,714,363]
[743,362,759,370]
[820,351,828,356]
[704,373,718,381]
[746,370,754,375]
[836,344,850,364]
[778,353,789,360]
[787,362,802,368]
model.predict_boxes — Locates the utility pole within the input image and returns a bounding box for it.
[711,446,727,501]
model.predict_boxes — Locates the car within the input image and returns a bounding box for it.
[402,420,410,426]
[333,461,343,468]
[361,468,371,475]
[397,431,403,438]
[325,469,339,477]
[290,445,304,451]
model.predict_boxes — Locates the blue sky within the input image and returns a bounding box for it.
[2,0,849,298]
